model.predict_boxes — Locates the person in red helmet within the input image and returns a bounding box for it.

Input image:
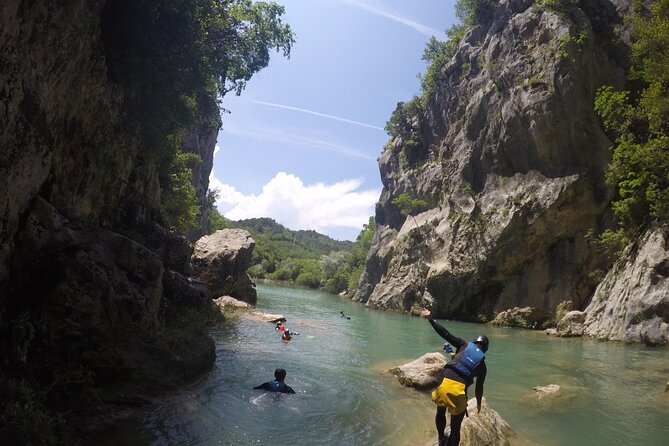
[420,309,488,446]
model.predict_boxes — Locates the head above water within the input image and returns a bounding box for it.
[274,368,287,381]
[473,335,489,353]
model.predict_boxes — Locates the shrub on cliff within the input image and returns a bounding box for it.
[595,0,669,241]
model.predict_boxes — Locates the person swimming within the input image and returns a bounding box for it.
[253,368,295,394]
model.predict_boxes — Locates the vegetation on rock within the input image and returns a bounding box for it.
[594,0,669,254]
[102,0,294,234]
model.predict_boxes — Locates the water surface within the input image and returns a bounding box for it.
[97,283,669,445]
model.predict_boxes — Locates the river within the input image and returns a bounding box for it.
[97,283,669,445]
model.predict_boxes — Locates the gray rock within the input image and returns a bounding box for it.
[428,397,515,446]
[389,352,447,389]
[521,383,580,409]
[490,306,542,329]
[192,229,257,305]
[555,310,586,337]
[583,224,669,345]
[214,295,252,309]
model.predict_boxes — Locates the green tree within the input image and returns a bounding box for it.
[103,0,294,232]
[207,189,234,231]
[594,0,669,241]
[161,150,202,232]
[391,193,427,227]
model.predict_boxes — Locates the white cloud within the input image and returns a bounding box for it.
[209,171,379,239]
[337,0,445,38]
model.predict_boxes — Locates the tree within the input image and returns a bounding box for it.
[391,193,427,228]
[103,0,294,233]
[594,0,669,240]
[161,150,202,232]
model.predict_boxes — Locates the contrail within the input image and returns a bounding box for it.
[223,124,378,160]
[251,100,384,131]
[337,0,444,38]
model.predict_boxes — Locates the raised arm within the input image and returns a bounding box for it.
[420,309,463,347]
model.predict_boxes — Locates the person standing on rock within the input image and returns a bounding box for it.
[420,309,488,446]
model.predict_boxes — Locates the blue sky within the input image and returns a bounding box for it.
[211,0,457,241]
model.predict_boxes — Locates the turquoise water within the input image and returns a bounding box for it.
[96,283,669,445]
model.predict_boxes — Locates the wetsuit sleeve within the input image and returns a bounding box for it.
[475,361,487,409]
[427,318,464,348]
[254,382,270,390]
[283,385,296,394]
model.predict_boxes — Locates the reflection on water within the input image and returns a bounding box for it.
[91,283,669,446]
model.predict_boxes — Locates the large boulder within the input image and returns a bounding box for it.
[389,352,447,389]
[555,310,586,337]
[427,397,515,446]
[459,397,515,446]
[490,306,542,329]
[583,224,669,345]
[192,229,257,305]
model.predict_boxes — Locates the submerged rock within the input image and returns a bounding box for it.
[521,383,580,409]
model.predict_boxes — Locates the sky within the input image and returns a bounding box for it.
[211,0,458,241]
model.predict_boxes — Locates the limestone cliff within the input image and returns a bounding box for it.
[0,0,226,436]
[355,0,668,343]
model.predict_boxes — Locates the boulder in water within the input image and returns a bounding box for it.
[427,397,515,446]
[389,352,447,390]
[192,229,257,304]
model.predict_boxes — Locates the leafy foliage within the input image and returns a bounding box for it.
[417,0,496,99]
[391,193,428,227]
[160,150,202,232]
[388,0,498,157]
[102,0,294,233]
[594,0,669,236]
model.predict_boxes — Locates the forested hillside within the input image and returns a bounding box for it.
[210,212,375,294]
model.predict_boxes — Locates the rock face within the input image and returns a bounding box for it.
[353,0,667,343]
[583,224,669,345]
[389,352,447,389]
[183,120,220,241]
[0,0,225,434]
[193,229,258,304]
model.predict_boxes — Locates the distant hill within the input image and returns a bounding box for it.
[233,217,353,254]
[216,216,374,293]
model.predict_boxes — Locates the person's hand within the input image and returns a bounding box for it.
[420,308,431,318]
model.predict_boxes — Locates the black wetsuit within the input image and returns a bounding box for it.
[253,380,295,394]
[427,318,487,446]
